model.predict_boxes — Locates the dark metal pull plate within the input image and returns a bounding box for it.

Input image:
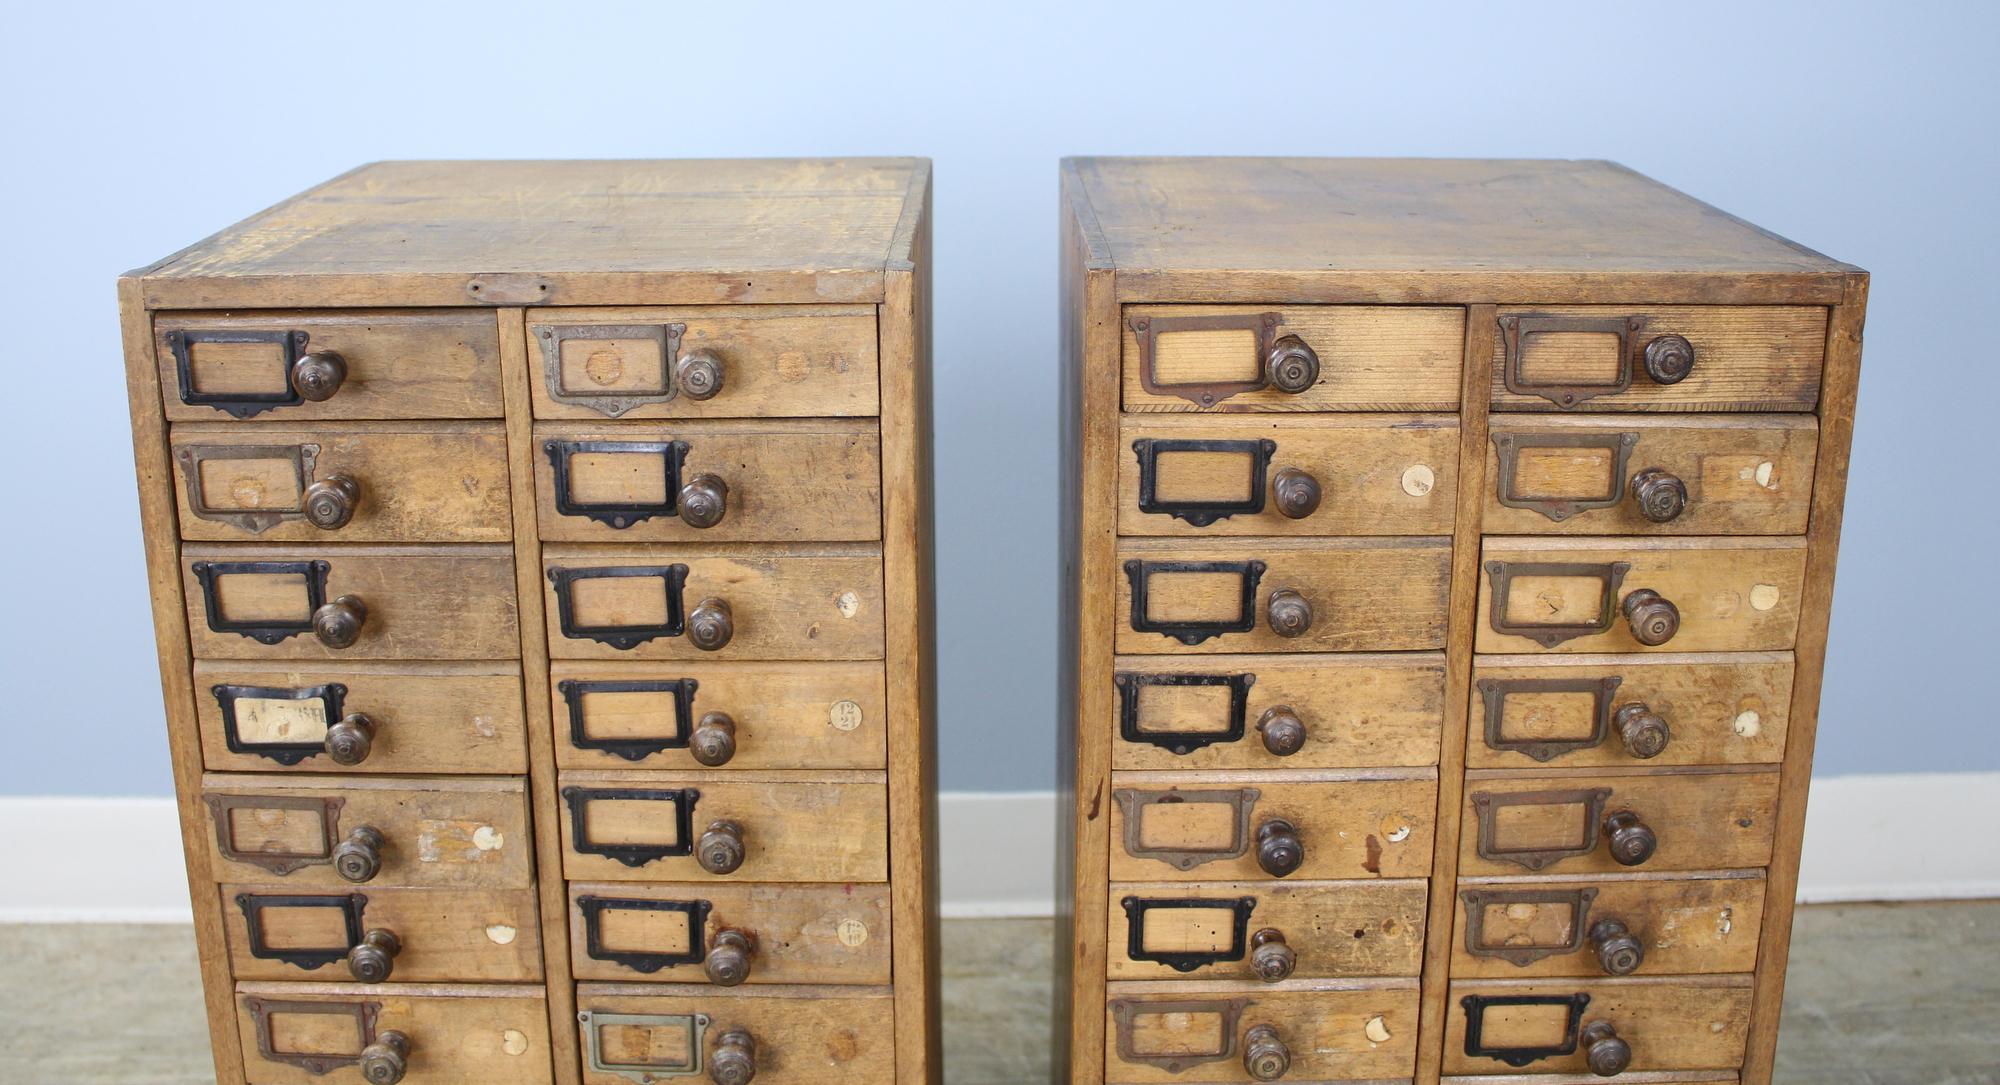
[537,323,686,418]
[1459,887,1600,966]
[1132,438,1276,526]
[214,682,349,766]
[577,895,714,974]
[1461,992,1591,1067]
[192,560,331,645]
[244,996,381,1075]
[549,564,690,649]
[175,443,321,534]
[1131,312,1281,408]
[1114,671,1255,755]
[579,1010,710,1083]
[562,787,700,868]
[1121,895,1257,972]
[545,439,689,528]
[1113,787,1259,871]
[1476,676,1623,763]
[1498,314,1646,409]
[561,678,699,761]
[206,793,345,875]
[1491,431,1640,521]
[1485,561,1630,648]
[236,892,367,970]
[1110,998,1248,1073]
[1125,559,1267,646]
[168,328,311,418]
[1472,787,1613,871]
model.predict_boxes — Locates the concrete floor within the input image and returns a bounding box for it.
[0,902,1991,1084]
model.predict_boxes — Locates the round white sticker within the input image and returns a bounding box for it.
[830,700,864,732]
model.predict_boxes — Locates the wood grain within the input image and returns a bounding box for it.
[1490,306,1827,413]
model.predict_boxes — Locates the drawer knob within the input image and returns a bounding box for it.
[679,473,729,528]
[291,351,348,402]
[690,711,738,767]
[1613,703,1671,759]
[1255,818,1304,878]
[312,595,368,649]
[1257,706,1306,757]
[346,927,402,983]
[302,474,362,530]
[698,819,746,875]
[324,713,377,765]
[332,825,385,883]
[1620,589,1679,646]
[358,1029,410,1085]
[1242,1023,1291,1080]
[1249,928,1296,982]
[709,1027,757,1085]
[1603,810,1657,867]
[705,928,757,986]
[1266,335,1320,394]
[1270,467,1322,519]
[1642,334,1695,385]
[1581,1019,1632,1077]
[677,350,726,401]
[1266,589,1313,638]
[1629,468,1687,523]
[687,598,735,652]
[1589,917,1645,976]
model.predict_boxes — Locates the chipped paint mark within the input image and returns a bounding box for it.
[1401,464,1436,497]
[1749,584,1781,611]
[1755,461,1776,488]
[486,924,517,945]
[1734,710,1762,738]
[1717,908,1734,936]
[1363,835,1383,875]
[473,825,504,851]
[1386,824,1411,843]
[1365,1015,1392,1043]
[471,715,497,739]
[836,590,861,619]
[501,1029,529,1055]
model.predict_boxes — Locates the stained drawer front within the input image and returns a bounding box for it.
[1111,653,1444,771]
[1117,415,1458,536]
[567,882,891,985]
[1116,538,1452,655]
[1108,771,1436,882]
[171,424,512,543]
[158,311,504,423]
[1451,872,1767,980]
[1468,653,1793,770]
[534,421,882,543]
[222,886,542,983]
[551,662,886,771]
[575,984,893,1085]
[233,982,550,1085]
[182,545,520,661]
[1103,980,1419,1083]
[1106,879,1427,981]
[1485,415,1817,535]
[1444,976,1752,1076]
[201,775,532,890]
[1121,305,1465,412]
[542,545,884,661]
[1458,770,1780,877]
[1476,538,1807,655]
[557,773,887,883]
[1488,305,1826,413]
[526,306,879,420]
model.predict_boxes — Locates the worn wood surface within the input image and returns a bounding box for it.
[1442,975,1753,1076]
[574,984,895,1085]
[1108,770,1436,882]
[1102,978,1421,1083]
[1120,305,1464,411]
[566,881,891,985]
[221,885,544,983]
[1489,306,1827,413]
[1106,878,1428,980]
[1449,871,1766,979]
[1457,769,1780,877]
[231,982,552,1085]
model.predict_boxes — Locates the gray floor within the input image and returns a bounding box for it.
[1,902,1992,1084]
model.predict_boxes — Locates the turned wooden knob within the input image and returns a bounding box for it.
[1614,703,1670,759]
[333,826,384,883]
[1590,917,1645,976]
[1266,590,1313,638]
[358,1029,409,1084]
[303,474,361,529]
[698,819,746,875]
[709,1028,756,1085]
[690,711,737,766]
[1249,928,1296,982]
[704,928,756,986]
[1629,468,1687,523]
[1270,467,1321,519]
[1581,1020,1632,1077]
[313,595,368,649]
[679,473,728,528]
[1265,335,1319,394]
[1257,705,1306,757]
[346,927,401,983]
[1255,818,1303,878]
[324,713,377,765]
[688,598,734,652]
[1620,590,1679,646]
[677,350,725,401]
[1603,810,1657,867]
[290,351,347,401]
[1642,334,1695,385]
[1242,1023,1291,1080]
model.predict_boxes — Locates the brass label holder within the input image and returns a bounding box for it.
[1113,786,1260,871]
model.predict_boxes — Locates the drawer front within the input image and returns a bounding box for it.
[1117,415,1457,536]
[1476,538,1807,654]
[1108,773,1435,882]
[551,662,886,771]
[1121,305,1464,412]
[557,775,887,883]
[1116,539,1451,655]
[1458,771,1779,877]
[222,886,542,983]
[534,422,882,543]
[196,661,528,775]
[567,882,891,984]
[1485,415,1817,534]
[171,424,512,543]
[526,307,879,421]
[1451,873,1767,979]
[542,546,884,661]
[1444,977,1752,1076]
[182,545,520,661]
[1106,879,1427,980]
[201,775,532,889]
[158,311,503,423]
[1103,982,1419,1082]
[575,985,893,1085]
[234,983,550,1085]
[1468,654,1793,770]
[1488,305,1826,413]
[1111,653,1444,771]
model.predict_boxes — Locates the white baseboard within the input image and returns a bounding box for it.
[3,774,1993,922]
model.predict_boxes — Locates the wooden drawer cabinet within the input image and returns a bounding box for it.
[125,160,937,1085]
[1063,158,1865,1085]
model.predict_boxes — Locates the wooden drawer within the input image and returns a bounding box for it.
[551,661,886,771]
[1121,305,1464,412]
[1443,976,1752,1076]
[542,545,883,661]
[1476,538,1807,655]
[182,545,520,661]
[1116,415,1457,536]
[233,982,550,1085]
[1103,980,1419,1082]
[1110,653,1443,771]
[1116,538,1451,655]
[1106,879,1427,981]
[171,423,512,543]
[557,772,887,883]
[1468,653,1793,770]
[158,311,503,423]
[1458,770,1779,877]
[533,421,882,543]
[1108,770,1435,883]
[1451,871,1767,979]
[222,886,542,983]
[525,306,879,420]
[567,882,891,985]
[201,775,532,890]
[1488,306,1826,413]
[575,984,893,1085]
[1485,415,1817,534]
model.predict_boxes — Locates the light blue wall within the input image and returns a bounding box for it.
[2,0,1994,795]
